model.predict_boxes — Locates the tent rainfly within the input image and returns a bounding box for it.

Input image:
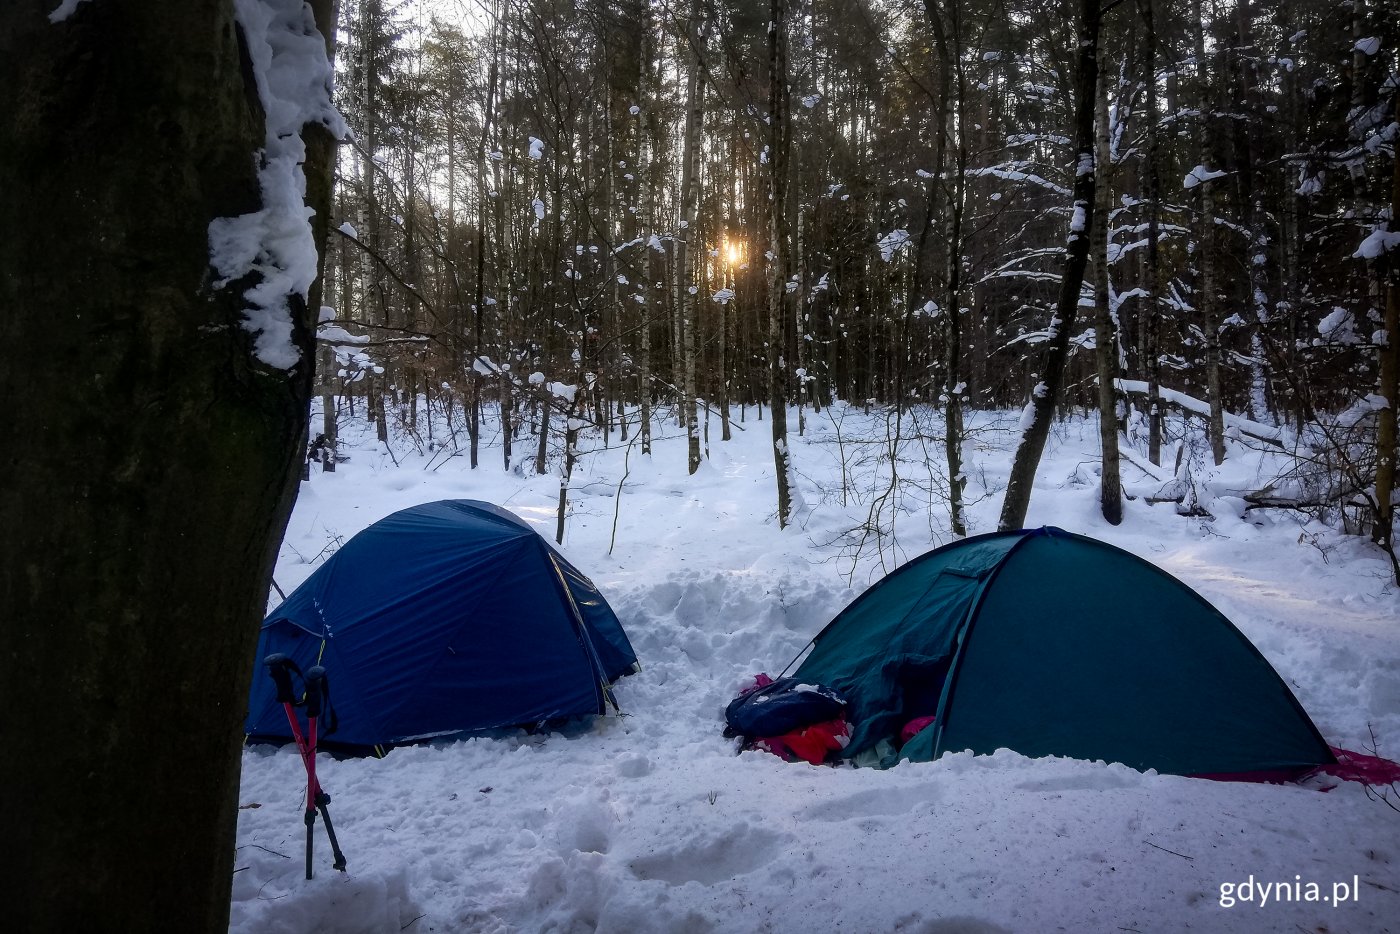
[245,500,638,753]
[789,527,1335,777]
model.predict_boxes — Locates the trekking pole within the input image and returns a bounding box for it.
[263,655,347,878]
[264,654,316,879]
[303,666,347,874]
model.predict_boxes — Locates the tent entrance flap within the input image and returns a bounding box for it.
[795,567,987,758]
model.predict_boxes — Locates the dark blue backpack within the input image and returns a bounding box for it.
[724,678,846,738]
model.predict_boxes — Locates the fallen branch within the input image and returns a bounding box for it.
[1144,839,1194,860]
[1239,483,1368,513]
[1113,379,1286,450]
[1118,449,1164,482]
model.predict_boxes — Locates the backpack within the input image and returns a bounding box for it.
[724,677,846,739]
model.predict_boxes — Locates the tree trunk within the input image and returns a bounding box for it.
[535,395,550,475]
[1232,0,1272,425]
[1139,0,1164,466]
[924,0,966,537]
[1373,89,1400,580]
[1093,62,1123,524]
[0,0,334,929]
[1193,0,1227,466]
[768,0,795,528]
[719,264,732,441]
[676,7,704,475]
[998,0,1102,531]
[471,46,499,471]
[319,341,338,471]
[1279,23,1306,434]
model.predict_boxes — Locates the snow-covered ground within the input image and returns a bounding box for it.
[233,403,1400,933]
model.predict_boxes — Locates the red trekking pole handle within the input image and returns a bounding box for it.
[302,666,346,873]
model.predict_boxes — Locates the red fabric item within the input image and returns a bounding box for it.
[756,719,850,766]
[901,716,937,743]
[1313,746,1400,787]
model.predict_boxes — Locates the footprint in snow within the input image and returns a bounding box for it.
[800,784,941,822]
[628,823,788,886]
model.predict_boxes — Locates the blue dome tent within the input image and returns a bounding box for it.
[245,500,638,753]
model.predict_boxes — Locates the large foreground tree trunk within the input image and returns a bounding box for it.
[0,1,334,929]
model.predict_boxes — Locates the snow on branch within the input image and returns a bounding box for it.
[1114,379,1285,447]
[877,229,911,263]
[1005,133,1071,148]
[1355,227,1400,260]
[208,0,347,370]
[975,247,1067,286]
[1003,326,1095,351]
[966,165,1071,198]
[48,0,92,23]
[1183,165,1228,188]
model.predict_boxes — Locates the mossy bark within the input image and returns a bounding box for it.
[0,1,331,929]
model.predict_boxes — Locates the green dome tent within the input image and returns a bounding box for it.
[790,527,1334,776]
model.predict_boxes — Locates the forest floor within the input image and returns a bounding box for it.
[232,402,1400,933]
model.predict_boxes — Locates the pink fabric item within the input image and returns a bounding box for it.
[901,715,937,743]
[737,672,775,696]
[1193,747,1400,790]
[1313,746,1400,787]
